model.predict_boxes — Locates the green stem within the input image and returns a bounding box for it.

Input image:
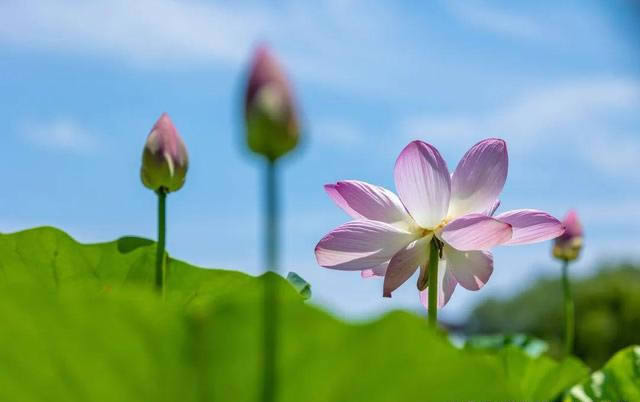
[155,189,167,300]
[562,259,574,356]
[265,160,279,274]
[262,160,279,402]
[427,239,439,327]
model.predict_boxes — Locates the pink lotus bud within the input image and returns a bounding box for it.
[244,45,300,161]
[553,210,584,262]
[141,113,189,193]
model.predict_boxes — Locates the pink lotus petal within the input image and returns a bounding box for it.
[361,269,375,278]
[315,221,416,270]
[483,199,501,217]
[394,141,451,229]
[440,214,512,251]
[361,262,388,279]
[383,236,431,297]
[495,209,565,245]
[553,210,583,261]
[449,139,508,218]
[419,259,458,309]
[555,209,583,245]
[245,44,295,118]
[324,181,412,227]
[324,184,356,217]
[444,244,493,291]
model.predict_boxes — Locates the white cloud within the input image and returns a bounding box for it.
[401,77,640,175]
[21,118,100,154]
[0,1,456,98]
[581,136,640,179]
[0,0,268,67]
[0,0,395,75]
[0,0,631,104]
[312,119,364,148]
[495,78,639,135]
[446,2,542,39]
[578,200,640,226]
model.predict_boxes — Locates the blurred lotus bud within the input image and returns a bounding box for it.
[553,210,584,262]
[141,113,189,193]
[244,45,300,161]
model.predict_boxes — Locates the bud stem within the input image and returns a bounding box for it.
[262,160,279,402]
[427,239,440,327]
[561,259,574,356]
[155,189,167,300]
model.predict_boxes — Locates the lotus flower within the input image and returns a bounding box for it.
[315,139,565,308]
[553,210,584,262]
[244,45,300,161]
[141,113,189,193]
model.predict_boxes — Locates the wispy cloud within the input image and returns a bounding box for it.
[0,0,397,74]
[578,199,640,226]
[581,135,640,179]
[0,0,482,99]
[21,118,100,154]
[446,2,542,39]
[0,0,268,67]
[0,0,410,96]
[0,0,629,103]
[312,119,365,148]
[401,77,640,176]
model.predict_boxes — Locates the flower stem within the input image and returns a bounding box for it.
[561,259,574,356]
[427,239,439,327]
[262,160,279,402]
[155,189,167,300]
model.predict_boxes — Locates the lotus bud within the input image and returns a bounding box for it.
[553,210,583,262]
[244,45,300,161]
[141,113,189,193]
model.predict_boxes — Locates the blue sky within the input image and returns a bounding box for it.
[1,0,639,322]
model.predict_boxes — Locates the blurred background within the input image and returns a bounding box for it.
[1,0,639,343]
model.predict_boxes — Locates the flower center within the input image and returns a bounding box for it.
[415,217,451,239]
[432,218,451,233]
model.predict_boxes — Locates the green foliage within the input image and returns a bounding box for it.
[498,346,590,401]
[286,271,312,299]
[466,263,640,369]
[0,227,593,400]
[564,346,640,401]
[0,226,257,307]
[464,333,549,357]
[462,335,588,400]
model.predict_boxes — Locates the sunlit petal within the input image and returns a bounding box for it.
[440,214,512,251]
[383,236,431,297]
[444,244,493,291]
[449,139,508,218]
[325,180,413,229]
[315,221,417,270]
[394,141,451,228]
[496,209,565,245]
